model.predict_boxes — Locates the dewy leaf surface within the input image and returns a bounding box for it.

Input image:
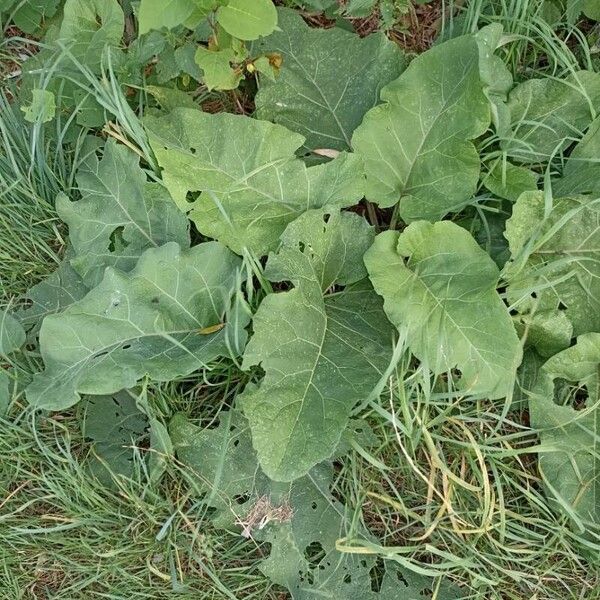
[145,110,364,255]
[531,334,600,528]
[365,222,522,399]
[26,242,247,411]
[170,410,463,599]
[352,34,490,221]
[242,209,393,481]
[57,140,190,287]
[505,191,600,337]
[253,7,405,151]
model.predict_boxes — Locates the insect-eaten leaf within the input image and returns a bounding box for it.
[26,242,248,411]
[145,110,365,256]
[530,334,600,532]
[241,209,393,481]
[170,409,463,599]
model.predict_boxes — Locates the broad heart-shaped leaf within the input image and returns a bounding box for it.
[553,116,600,197]
[253,7,405,152]
[352,34,490,222]
[57,140,190,287]
[145,109,365,256]
[503,71,600,164]
[217,0,277,41]
[365,222,522,399]
[504,191,600,338]
[0,310,25,355]
[530,334,600,530]
[241,209,393,481]
[82,391,148,486]
[26,242,248,411]
[59,0,124,72]
[170,410,463,600]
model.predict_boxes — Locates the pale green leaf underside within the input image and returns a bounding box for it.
[365,222,522,399]
[253,7,405,151]
[145,109,364,255]
[242,210,392,481]
[505,191,600,337]
[352,34,490,221]
[26,242,246,411]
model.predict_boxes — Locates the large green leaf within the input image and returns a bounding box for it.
[216,0,277,41]
[26,242,247,411]
[57,140,190,287]
[10,0,60,34]
[352,35,490,221]
[138,0,206,34]
[503,71,600,164]
[365,222,522,399]
[531,334,600,530]
[253,8,404,152]
[553,116,600,197]
[18,255,89,333]
[241,209,393,481]
[0,310,25,355]
[82,391,148,485]
[145,110,364,255]
[170,409,462,599]
[505,191,600,338]
[59,0,124,71]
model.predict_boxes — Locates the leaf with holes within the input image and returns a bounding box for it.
[82,391,148,485]
[253,7,405,152]
[241,208,393,481]
[145,109,365,255]
[504,191,600,339]
[170,409,463,599]
[26,242,248,411]
[57,139,190,287]
[365,222,522,399]
[530,333,600,530]
[352,34,490,221]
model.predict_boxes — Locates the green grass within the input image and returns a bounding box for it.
[0,403,281,599]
